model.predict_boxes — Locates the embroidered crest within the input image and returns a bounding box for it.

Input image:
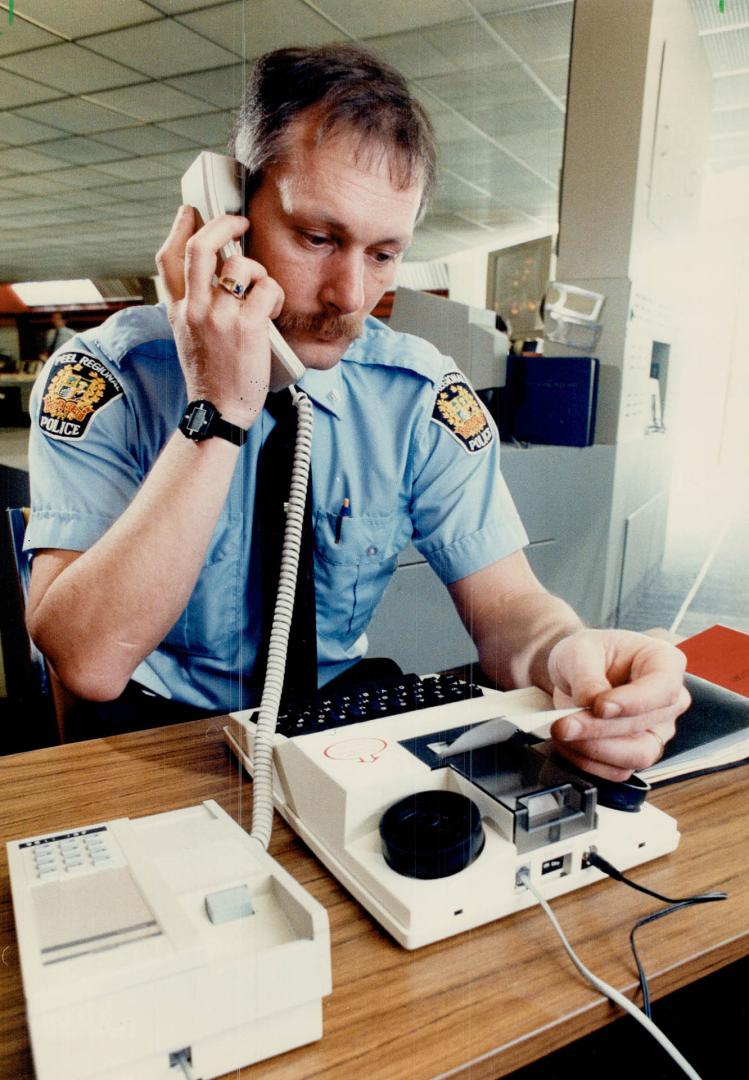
[431,371,492,453]
[38,352,123,441]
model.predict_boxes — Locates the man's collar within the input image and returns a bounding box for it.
[297,362,344,418]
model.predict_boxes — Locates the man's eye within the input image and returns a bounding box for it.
[372,250,397,264]
[303,233,329,247]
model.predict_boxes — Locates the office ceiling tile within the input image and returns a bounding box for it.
[430,110,490,144]
[425,210,492,234]
[165,64,248,109]
[10,0,162,38]
[691,0,749,33]
[159,110,235,146]
[15,97,134,134]
[468,98,565,140]
[417,63,545,114]
[313,0,468,38]
[468,207,535,229]
[0,192,56,217]
[712,106,749,135]
[422,19,517,70]
[526,56,570,100]
[149,147,207,174]
[40,164,126,189]
[0,67,63,108]
[485,3,573,64]
[0,205,97,228]
[701,27,749,75]
[472,0,571,12]
[80,20,238,78]
[364,31,458,79]
[713,72,749,110]
[101,177,181,202]
[146,0,229,11]
[94,157,178,182]
[86,82,216,122]
[27,136,129,165]
[53,186,117,207]
[108,198,168,216]
[0,14,59,55]
[0,42,148,94]
[430,184,498,217]
[499,126,564,160]
[0,111,61,145]
[0,145,65,172]
[709,132,749,158]
[0,172,61,194]
[177,1,347,58]
[440,139,513,171]
[92,124,197,155]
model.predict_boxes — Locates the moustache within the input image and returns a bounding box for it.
[275,309,363,342]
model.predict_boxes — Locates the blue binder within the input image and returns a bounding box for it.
[508,355,599,447]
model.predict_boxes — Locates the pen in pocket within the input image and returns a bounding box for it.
[335,497,351,543]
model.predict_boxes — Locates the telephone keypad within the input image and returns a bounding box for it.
[24,827,115,882]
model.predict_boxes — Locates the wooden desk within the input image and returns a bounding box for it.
[1,720,746,1079]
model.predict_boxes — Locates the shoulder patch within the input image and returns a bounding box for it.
[431,371,493,454]
[38,352,123,441]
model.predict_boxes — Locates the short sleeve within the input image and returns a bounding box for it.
[410,369,528,583]
[24,351,142,554]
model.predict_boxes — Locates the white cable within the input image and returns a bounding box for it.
[250,388,314,850]
[517,870,702,1080]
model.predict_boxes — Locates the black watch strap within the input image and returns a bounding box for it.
[179,399,248,446]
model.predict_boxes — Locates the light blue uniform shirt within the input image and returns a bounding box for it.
[25,304,528,712]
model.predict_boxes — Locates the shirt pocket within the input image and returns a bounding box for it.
[162,513,241,659]
[314,510,398,643]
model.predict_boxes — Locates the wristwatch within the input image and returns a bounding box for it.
[178,399,247,446]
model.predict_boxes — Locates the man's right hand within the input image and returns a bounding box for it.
[156,205,285,429]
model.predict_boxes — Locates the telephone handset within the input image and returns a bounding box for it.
[180,151,306,392]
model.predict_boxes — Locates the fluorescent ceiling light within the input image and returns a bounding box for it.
[12,280,104,306]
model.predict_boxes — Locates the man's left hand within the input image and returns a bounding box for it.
[547,628,690,780]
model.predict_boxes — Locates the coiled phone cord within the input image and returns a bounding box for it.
[250,386,314,850]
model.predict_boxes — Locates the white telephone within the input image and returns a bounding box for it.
[181,151,306,392]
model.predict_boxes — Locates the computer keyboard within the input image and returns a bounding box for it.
[275,672,484,738]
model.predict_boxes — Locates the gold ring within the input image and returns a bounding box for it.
[218,275,246,299]
[645,728,665,761]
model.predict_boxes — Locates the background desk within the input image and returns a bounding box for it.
[0,372,38,423]
[1,719,746,1080]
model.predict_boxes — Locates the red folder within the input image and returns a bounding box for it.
[677,624,749,699]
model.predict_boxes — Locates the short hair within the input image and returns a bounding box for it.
[230,44,436,223]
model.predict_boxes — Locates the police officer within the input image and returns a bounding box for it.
[26,44,687,778]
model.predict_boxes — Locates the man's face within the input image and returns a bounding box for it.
[52,312,64,328]
[245,114,422,370]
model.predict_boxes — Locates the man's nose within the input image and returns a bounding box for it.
[320,252,365,314]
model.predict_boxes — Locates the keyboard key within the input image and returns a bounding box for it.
[274,673,483,738]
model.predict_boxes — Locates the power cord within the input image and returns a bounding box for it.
[585,850,727,1018]
[516,868,704,1080]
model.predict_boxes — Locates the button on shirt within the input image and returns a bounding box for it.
[25,304,528,713]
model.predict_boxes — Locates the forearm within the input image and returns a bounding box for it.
[449,554,583,692]
[28,431,241,700]
[474,588,583,692]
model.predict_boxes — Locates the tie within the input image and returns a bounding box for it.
[253,389,318,700]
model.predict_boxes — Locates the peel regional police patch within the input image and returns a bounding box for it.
[431,371,493,454]
[38,353,123,441]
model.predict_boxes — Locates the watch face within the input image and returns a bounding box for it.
[181,399,215,439]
